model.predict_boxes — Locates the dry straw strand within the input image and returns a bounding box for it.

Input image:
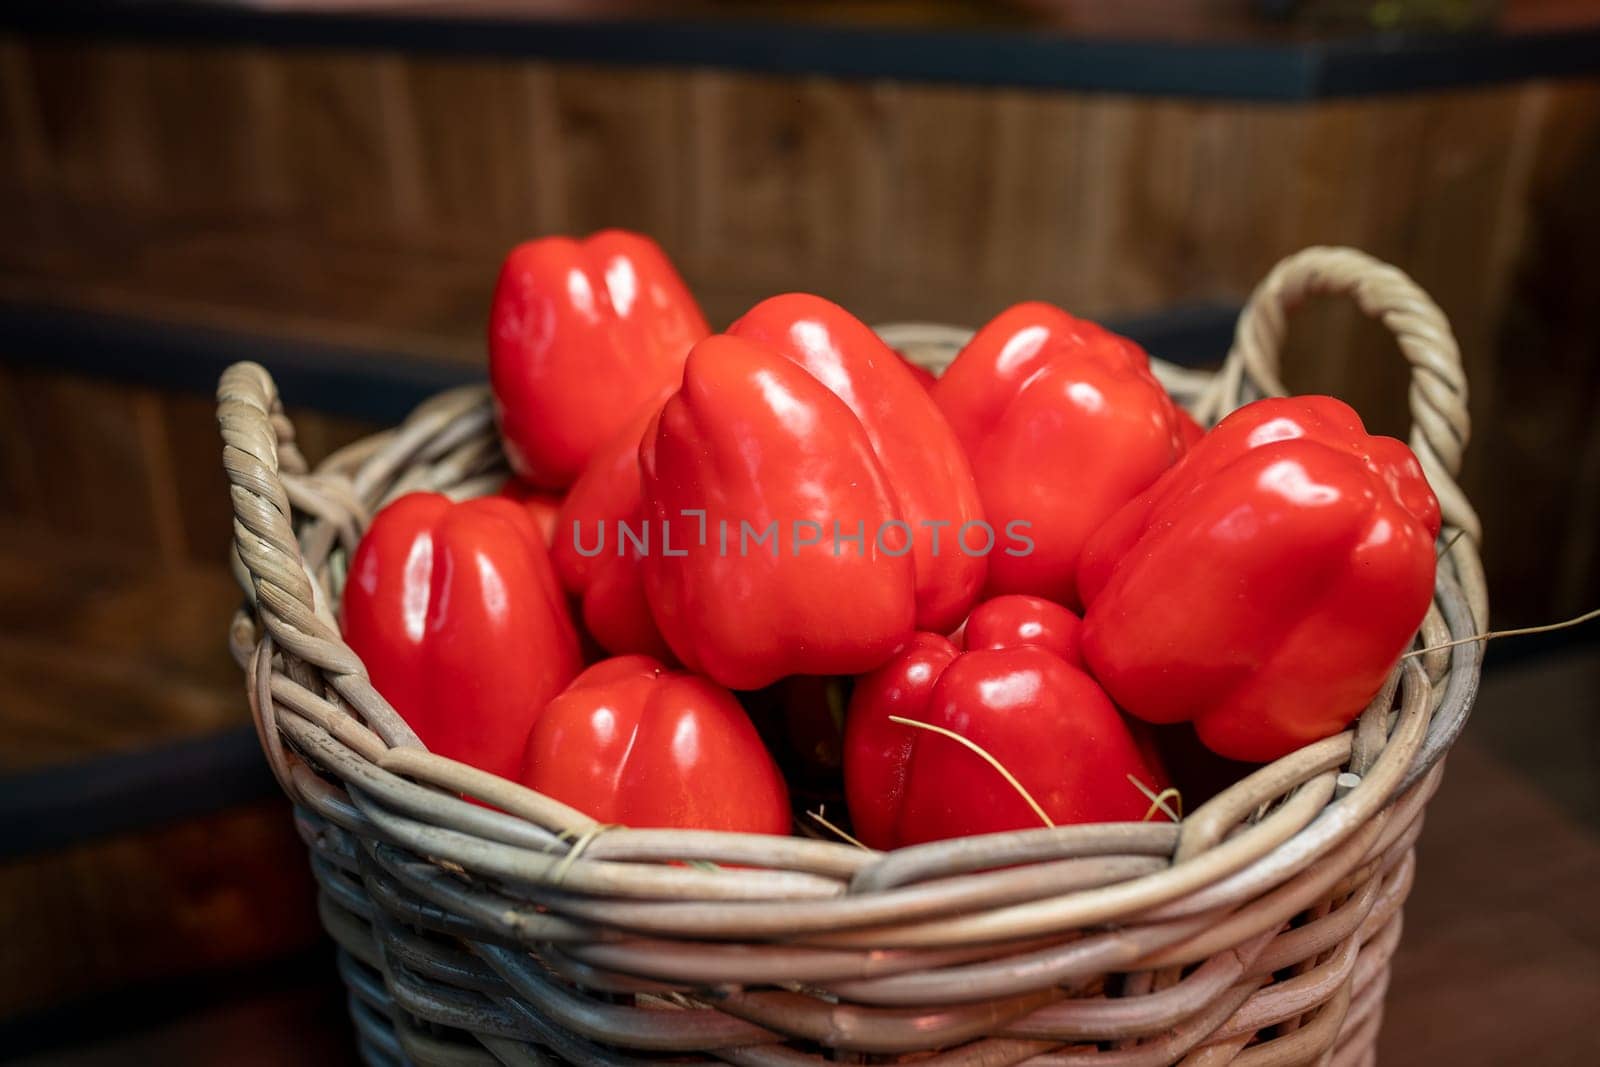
[1129,774,1184,823]
[887,714,1056,829]
[1403,606,1598,660]
[807,807,870,851]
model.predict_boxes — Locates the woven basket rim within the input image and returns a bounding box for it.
[215,244,1489,1063]
[218,242,1487,878]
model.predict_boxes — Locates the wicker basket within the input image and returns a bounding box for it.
[217,246,1488,1066]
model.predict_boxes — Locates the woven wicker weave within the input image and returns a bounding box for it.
[217,247,1488,1066]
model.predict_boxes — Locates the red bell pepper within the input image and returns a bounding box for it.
[521,656,790,834]
[499,478,562,547]
[489,230,709,489]
[932,302,1192,608]
[1079,395,1441,763]
[549,412,672,660]
[639,334,917,690]
[341,492,582,781]
[844,597,1164,849]
[894,348,939,391]
[961,593,1084,667]
[728,294,986,633]
[1177,407,1207,448]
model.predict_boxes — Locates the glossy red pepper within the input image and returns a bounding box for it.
[549,411,672,660]
[932,302,1192,608]
[489,230,709,489]
[341,492,582,781]
[499,478,562,547]
[520,656,790,833]
[1177,407,1207,448]
[639,334,917,690]
[729,294,986,632]
[844,597,1164,849]
[961,593,1084,666]
[894,349,939,391]
[1079,395,1441,763]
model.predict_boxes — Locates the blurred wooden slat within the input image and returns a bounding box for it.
[0,349,377,774]
[0,356,387,773]
[157,391,244,570]
[0,522,244,772]
[0,799,322,1020]
[137,47,293,217]
[1475,80,1600,621]
[0,40,49,198]
[0,40,1585,339]
[883,83,1003,306]
[5,371,170,556]
[0,39,1596,619]
[0,40,1579,334]
[275,51,422,235]
[9,972,358,1067]
[685,74,889,304]
[544,67,692,246]
[0,367,42,518]
[399,59,550,240]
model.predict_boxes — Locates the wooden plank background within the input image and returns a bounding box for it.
[0,29,1596,1053]
[0,36,1592,739]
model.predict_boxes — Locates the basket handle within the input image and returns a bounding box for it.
[217,361,421,750]
[1200,246,1487,629]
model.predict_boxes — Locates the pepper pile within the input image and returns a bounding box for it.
[341,230,1441,844]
